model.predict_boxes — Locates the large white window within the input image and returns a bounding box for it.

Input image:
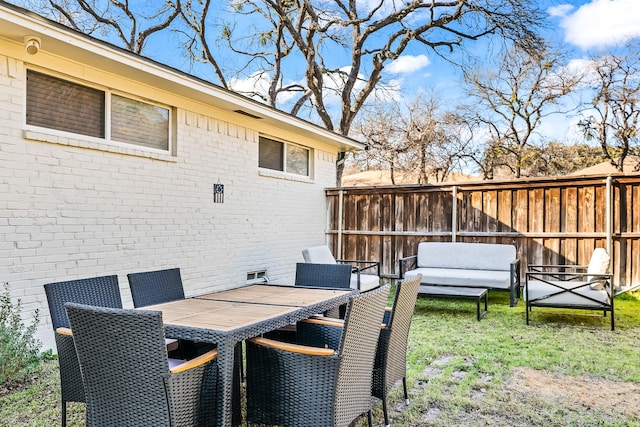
[259,136,310,177]
[26,70,171,152]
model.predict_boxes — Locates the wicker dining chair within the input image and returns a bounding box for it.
[294,262,352,289]
[372,275,422,427]
[245,284,390,427]
[296,262,352,319]
[127,267,242,423]
[128,267,205,356]
[43,275,123,427]
[295,276,421,427]
[127,267,185,307]
[65,302,219,427]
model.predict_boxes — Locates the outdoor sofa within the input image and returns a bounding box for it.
[399,241,521,306]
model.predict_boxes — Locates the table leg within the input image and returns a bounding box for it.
[217,340,236,427]
[477,292,488,321]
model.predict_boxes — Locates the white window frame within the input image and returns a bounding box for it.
[25,68,173,156]
[258,135,312,179]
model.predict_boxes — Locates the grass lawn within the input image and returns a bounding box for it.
[2,289,639,426]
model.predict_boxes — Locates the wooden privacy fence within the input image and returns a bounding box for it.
[326,174,640,290]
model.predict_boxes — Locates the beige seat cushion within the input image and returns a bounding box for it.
[587,248,610,290]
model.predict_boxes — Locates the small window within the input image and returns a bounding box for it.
[259,136,310,176]
[111,95,169,151]
[26,70,105,138]
[26,69,171,153]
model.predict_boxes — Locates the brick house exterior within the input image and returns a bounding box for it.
[0,3,363,350]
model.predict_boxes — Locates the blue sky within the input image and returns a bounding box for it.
[376,0,640,143]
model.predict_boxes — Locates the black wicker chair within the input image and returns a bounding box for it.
[44,275,123,427]
[294,262,352,289]
[245,284,390,427]
[296,262,352,319]
[65,302,219,427]
[127,267,185,307]
[127,267,242,422]
[295,276,422,426]
[372,275,422,427]
[128,268,202,357]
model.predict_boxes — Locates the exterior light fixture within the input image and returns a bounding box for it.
[24,36,41,55]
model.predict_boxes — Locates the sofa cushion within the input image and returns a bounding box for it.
[404,267,511,289]
[586,248,610,290]
[351,274,380,291]
[526,280,609,306]
[302,245,338,264]
[416,242,516,271]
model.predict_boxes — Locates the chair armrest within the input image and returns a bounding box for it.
[306,315,386,329]
[248,337,335,356]
[528,264,588,272]
[336,259,380,275]
[170,348,218,374]
[303,317,345,327]
[398,255,417,279]
[56,327,73,336]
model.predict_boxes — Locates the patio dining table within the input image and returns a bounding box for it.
[144,284,355,427]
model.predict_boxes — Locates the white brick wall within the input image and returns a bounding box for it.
[0,53,338,351]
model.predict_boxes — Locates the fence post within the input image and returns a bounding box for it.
[337,189,344,257]
[606,176,613,266]
[452,186,458,242]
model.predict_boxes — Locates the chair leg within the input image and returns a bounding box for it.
[382,397,390,427]
[61,401,67,427]
[403,377,410,405]
[367,409,373,427]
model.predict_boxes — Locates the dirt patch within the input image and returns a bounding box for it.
[506,367,640,417]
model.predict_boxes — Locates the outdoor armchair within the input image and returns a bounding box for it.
[302,245,381,291]
[65,302,219,427]
[43,275,123,427]
[245,284,390,427]
[525,248,614,330]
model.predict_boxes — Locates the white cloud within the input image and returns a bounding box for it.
[560,0,640,49]
[229,72,298,104]
[547,4,574,18]
[386,55,431,74]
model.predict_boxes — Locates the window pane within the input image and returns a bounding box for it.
[111,95,169,151]
[26,70,105,138]
[286,144,309,176]
[259,137,284,171]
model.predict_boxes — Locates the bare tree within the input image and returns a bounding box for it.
[354,104,409,185]
[463,44,582,178]
[354,98,474,184]
[19,0,182,54]
[219,0,544,138]
[578,44,640,172]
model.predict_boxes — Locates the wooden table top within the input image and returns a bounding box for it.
[197,284,352,307]
[145,284,352,332]
[144,298,299,332]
